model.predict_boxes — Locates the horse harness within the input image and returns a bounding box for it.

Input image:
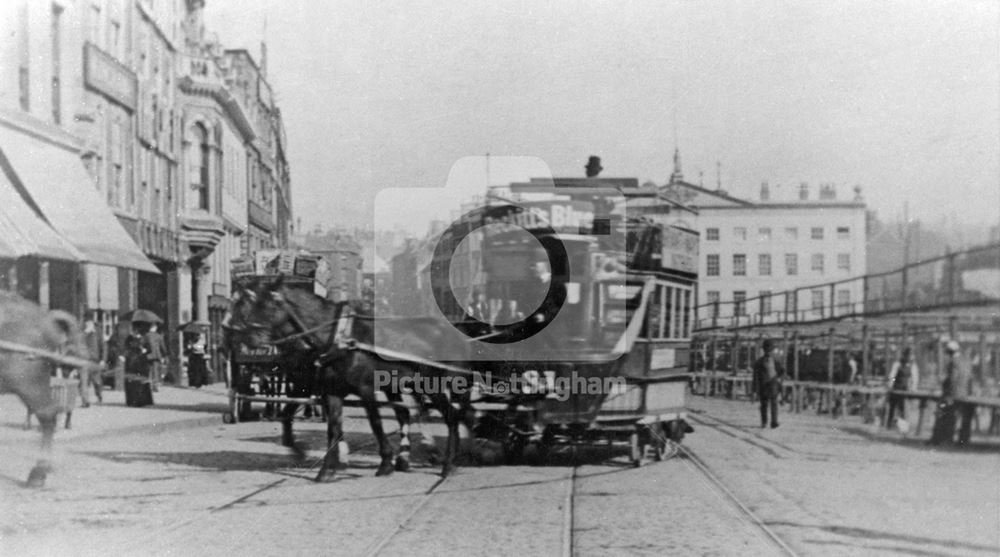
[265,290,478,378]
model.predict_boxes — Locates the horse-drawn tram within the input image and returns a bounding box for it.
[224,178,698,472]
[452,179,700,465]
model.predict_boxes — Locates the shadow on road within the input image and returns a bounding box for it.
[837,424,1000,453]
[770,520,1000,555]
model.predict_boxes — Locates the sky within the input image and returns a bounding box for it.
[205,1,1000,236]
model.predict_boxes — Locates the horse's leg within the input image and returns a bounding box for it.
[430,392,459,477]
[389,392,411,472]
[363,396,395,476]
[281,402,305,461]
[406,393,441,465]
[27,410,56,488]
[315,394,342,483]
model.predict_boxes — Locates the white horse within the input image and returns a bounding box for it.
[0,292,89,487]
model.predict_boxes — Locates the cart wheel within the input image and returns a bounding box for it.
[222,412,235,424]
[536,427,555,463]
[629,431,645,467]
[502,433,526,464]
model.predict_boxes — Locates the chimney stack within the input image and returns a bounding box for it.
[819,183,836,200]
[799,182,809,200]
[585,156,603,178]
[760,180,770,201]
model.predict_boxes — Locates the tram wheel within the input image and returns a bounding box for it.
[667,420,685,444]
[653,424,669,461]
[629,431,646,468]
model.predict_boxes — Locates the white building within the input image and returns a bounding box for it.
[663,156,867,326]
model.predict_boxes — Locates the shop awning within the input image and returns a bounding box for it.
[0,165,83,262]
[0,126,159,273]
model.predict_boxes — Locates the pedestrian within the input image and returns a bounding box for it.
[144,324,168,391]
[847,353,859,384]
[186,332,208,388]
[125,325,150,384]
[886,347,918,428]
[930,340,962,445]
[466,289,492,323]
[752,339,785,429]
[78,318,104,406]
[495,299,525,324]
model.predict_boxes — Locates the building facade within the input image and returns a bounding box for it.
[663,156,867,324]
[0,0,293,385]
[0,0,160,346]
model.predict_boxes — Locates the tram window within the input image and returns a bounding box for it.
[565,282,580,304]
[682,290,691,338]
[663,286,673,338]
[645,285,661,339]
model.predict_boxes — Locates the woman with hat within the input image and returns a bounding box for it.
[185,331,209,389]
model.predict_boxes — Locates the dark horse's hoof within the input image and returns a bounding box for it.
[394,456,410,472]
[422,444,442,466]
[375,462,395,477]
[286,443,307,462]
[440,464,456,478]
[314,468,336,483]
[26,466,47,488]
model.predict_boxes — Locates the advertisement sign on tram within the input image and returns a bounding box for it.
[661,226,699,275]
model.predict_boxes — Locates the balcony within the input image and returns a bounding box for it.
[178,54,225,89]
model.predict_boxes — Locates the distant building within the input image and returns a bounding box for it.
[664,153,867,322]
[295,230,363,302]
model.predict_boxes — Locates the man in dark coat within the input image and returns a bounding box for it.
[752,339,785,429]
[930,341,962,445]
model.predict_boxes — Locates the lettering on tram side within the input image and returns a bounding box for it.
[373,369,626,402]
[482,202,596,234]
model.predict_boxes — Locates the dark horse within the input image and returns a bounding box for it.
[0,292,89,487]
[229,277,474,480]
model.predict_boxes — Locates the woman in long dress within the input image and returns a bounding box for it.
[186,333,208,388]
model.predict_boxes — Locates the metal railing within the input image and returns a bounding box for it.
[696,242,1000,330]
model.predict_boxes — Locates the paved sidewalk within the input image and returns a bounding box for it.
[0,383,230,446]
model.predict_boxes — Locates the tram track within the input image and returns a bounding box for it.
[362,474,449,557]
[105,419,403,554]
[677,442,799,557]
[687,412,795,458]
[561,465,578,557]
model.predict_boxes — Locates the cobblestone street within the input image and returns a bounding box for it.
[2,390,997,556]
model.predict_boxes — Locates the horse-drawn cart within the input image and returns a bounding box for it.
[223,251,329,424]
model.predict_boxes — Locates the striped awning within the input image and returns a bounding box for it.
[0,164,83,262]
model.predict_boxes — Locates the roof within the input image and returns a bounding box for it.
[0,124,158,273]
[661,180,755,207]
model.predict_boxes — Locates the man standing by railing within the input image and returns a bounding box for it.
[753,339,785,429]
[886,347,919,429]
